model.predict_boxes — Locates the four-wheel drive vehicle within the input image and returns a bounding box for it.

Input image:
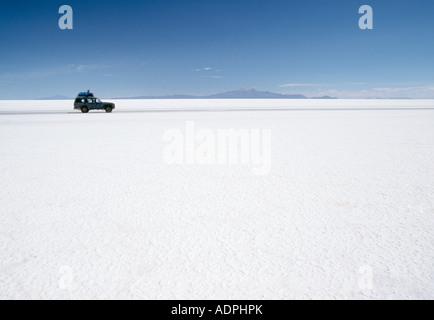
[74,92,115,113]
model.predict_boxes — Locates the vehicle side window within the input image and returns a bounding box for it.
[81,99,85,103]
[88,99,93,103]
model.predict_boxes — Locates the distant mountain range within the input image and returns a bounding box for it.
[112,87,337,100]
[39,88,338,100]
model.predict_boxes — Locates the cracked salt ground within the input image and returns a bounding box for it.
[0,100,433,299]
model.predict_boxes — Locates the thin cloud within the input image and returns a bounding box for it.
[199,75,224,79]
[68,64,109,73]
[279,83,325,88]
[347,82,368,86]
[194,67,213,72]
[194,67,224,79]
[0,64,110,80]
[372,86,434,93]
[76,65,87,72]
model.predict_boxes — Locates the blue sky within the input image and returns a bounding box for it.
[0,0,433,99]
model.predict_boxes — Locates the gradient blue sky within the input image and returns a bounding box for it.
[0,0,433,99]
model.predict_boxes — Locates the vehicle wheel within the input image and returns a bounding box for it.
[81,107,89,113]
[105,107,113,113]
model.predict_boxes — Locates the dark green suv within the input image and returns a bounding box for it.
[74,92,115,113]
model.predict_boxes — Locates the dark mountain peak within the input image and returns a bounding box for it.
[311,95,337,99]
[238,87,255,92]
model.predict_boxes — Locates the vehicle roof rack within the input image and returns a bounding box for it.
[78,92,94,97]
